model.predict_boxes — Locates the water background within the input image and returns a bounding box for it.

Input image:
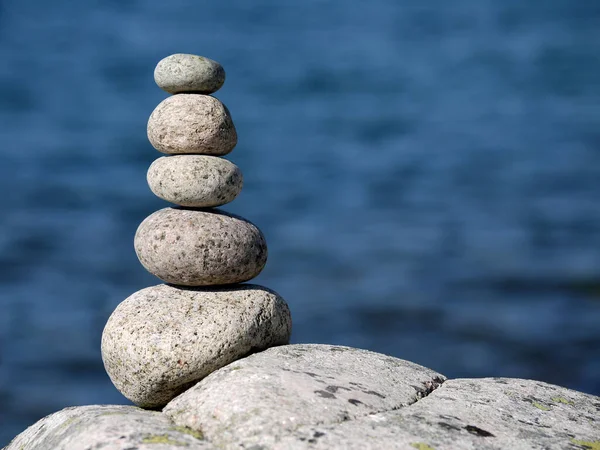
[1,0,600,444]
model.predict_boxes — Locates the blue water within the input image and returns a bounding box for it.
[1,0,600,444]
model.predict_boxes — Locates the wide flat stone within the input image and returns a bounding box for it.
[147,94,237,155]
[134,207,267,286]
[154,54,225,95]
[272,378,600,449]
[163,344,446,448]
[101,284,291,408]
[147,155,243,207]
[5,351,599,449]
[4,405,212,450]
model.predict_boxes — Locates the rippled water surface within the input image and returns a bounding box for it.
[1,0,600,444]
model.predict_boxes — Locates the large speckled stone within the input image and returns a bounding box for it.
[4,405,212,450]
[154,54,225,94]
[164,344,446,448]
[147,94,237,155]
[147,155,243,207]
[101,284,292,408]
[134,207,267,286]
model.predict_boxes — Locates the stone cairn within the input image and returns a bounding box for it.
[101,54,292,408]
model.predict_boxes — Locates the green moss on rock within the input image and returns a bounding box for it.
[551,396,574,405]
[141,434,188,446]
[172,426,204,440]
[571,439,600,450]
[410,443,435,450]
[531,402,551,411]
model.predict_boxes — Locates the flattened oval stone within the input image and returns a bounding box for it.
[147,155,243,207]
[147,95,237,155]
[101,284,292,408]
[154,53,225,94]
[134,208,267,286]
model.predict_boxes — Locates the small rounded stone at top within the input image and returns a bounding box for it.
[154,54,225,94]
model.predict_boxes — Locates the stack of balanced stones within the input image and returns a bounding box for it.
[101,54,292,409]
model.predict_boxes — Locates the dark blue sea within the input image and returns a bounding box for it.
[1,0,599,444]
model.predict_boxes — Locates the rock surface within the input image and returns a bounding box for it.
[3,405,212,450]
[134,207,267,286]
[164,344,446,448]
[101,284,291,408]
[147,94,237,155]
[154,54,225,95]
[270,377,600,450]
[147,155,243,207]
[7,345,600,449]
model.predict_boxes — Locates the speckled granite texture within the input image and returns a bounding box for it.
[3,405,212,450]
[134,207,267,286]
[101,284,291,407]
[7,345,599,450]
[147,155,242,207]
[147,94,237,155]
[154,53,225,95]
